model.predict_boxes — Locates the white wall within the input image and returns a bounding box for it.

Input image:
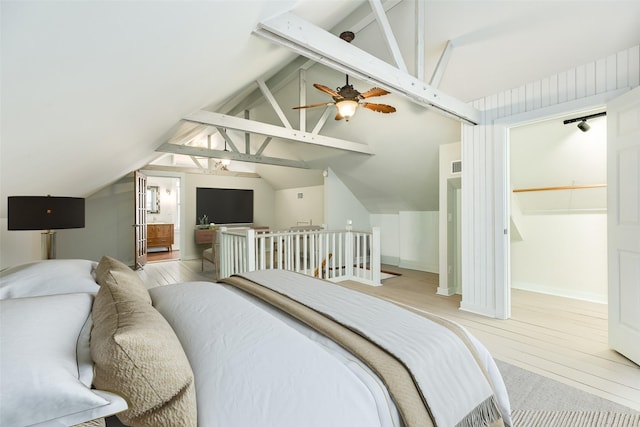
[324,168,370,230]
[370,211,439,273]
[0,175,185,268]
[53,175,135,265]
[274,185,324,230]
[370,214,399,265]
[0,218,41,268]
[511,213,607,302]
[0,175,135,268]
[398,211,439,273]
[508,112,608,302]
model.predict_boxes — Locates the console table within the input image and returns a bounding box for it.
[195,229,216,244]
[195,226,269,245]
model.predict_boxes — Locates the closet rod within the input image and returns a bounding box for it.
[513,184,607,193]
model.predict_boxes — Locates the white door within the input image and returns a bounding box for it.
[607,86,640,365]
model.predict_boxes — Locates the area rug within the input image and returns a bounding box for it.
[511,410,640,426]
[495,360,638,413]
[496,360,640,426]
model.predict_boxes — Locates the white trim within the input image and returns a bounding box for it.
[512,281,607,304]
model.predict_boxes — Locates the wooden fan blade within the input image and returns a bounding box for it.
[313,83,340,98]
[361,103,396,113]
[359,87,390,98]
[292,102,333,110]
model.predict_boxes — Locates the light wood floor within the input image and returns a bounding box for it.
[137,260,640,411]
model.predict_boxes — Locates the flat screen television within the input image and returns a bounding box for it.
[196,187,253,225]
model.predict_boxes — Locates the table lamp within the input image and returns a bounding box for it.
[8,196,85,259]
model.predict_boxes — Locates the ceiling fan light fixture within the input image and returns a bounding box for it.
[336,99,359,121]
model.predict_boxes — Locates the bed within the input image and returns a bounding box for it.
[0,257,512,427]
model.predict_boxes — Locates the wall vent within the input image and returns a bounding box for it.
[451,160,462,174]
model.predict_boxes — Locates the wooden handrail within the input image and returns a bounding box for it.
[513,184,607,193]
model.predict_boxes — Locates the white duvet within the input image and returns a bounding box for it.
[150,281,512,427]
[150,282,404,427]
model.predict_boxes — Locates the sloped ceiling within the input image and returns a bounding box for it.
[2,0,639,217]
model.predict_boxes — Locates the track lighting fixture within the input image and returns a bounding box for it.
[577,120,590,132]
[563,111,606,132]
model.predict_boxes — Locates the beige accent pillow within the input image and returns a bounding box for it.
[91,256,197,427]
[94,256,151,305]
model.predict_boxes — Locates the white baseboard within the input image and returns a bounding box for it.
[511,281,607,304]
[398,259,438,274]
[459,301,497,318]
[381,255,399,266]
[436,286,456,296]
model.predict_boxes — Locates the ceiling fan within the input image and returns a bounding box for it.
[292,31,397,122]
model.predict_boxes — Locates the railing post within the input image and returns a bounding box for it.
[246,229,256,272]
[371,226,381,285]
[345,229,354,279]
[218,227,228,279]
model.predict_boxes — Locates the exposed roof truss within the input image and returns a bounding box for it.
[254,10,481,125]
[157,0,478,170]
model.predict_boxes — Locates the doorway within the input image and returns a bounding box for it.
[145,175,182,262]
[508,110,608,303]
[447,177,462,294]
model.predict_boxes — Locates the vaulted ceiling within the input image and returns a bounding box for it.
[2,0,639,217]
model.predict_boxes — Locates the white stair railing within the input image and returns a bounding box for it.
[218,227,381,286]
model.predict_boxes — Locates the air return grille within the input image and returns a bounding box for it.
[451,160,462,174]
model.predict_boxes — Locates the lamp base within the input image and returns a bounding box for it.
[41,230,56,259]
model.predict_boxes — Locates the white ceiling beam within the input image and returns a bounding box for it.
[219,1,404,121]
[415,0,425,80]
[190,156,205,169]
[255,12,481,125]
[311,107,333,135]
[223,1,401,118]
[368,0,407,73]
[255,136,272,156]
[157,142,309,169]
[224,56,314,116]
[183,110,375,155]
[168,122,208,146]
[257,79,293,129]
[298,69,307,133]
[143,163,260,178]
[430,40,455,88]
[244,110,251,153]
[215,127,240,153]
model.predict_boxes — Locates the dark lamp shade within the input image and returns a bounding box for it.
[8,196,85,230]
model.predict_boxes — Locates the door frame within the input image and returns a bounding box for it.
[494,90,628,318]
[140,170,186,261]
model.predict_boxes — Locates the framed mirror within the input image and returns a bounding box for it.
[146,186,160,214]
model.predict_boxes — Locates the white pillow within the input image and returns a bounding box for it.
[0,293,127,426]
[0,259,99,299]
